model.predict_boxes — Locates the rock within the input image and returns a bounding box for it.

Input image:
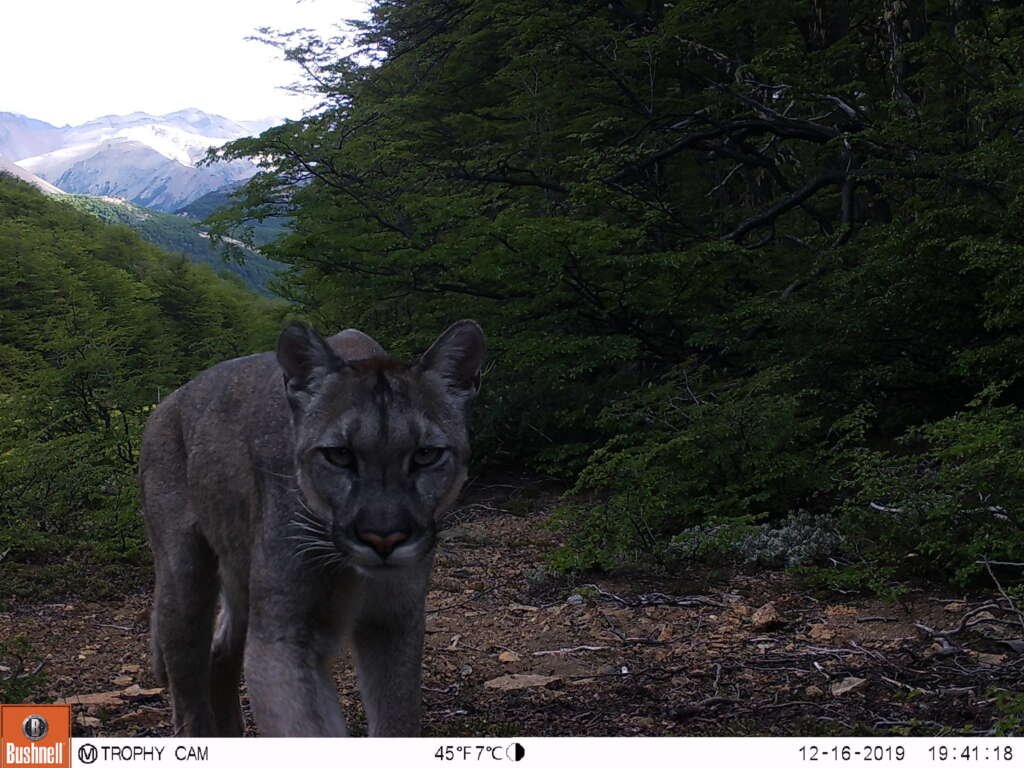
[57,685,163,707]
[433,577,464,594]
[498,650,520,663]
[437,526,488,544]
[967,611,1001,638]
[566,594,585,605]
[117,684,163,700]
[824,605,858,620]
[509,602,539,612]
[830,677,867,696]
[751,602,782,629]
[808,623,836,641]
[484,674,562,691]
[925,641,960,659]
[977,653,1006,666]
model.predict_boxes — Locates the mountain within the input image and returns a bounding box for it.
[60,194,284,295]
[3,109,269,212]
[0,157,65,196]
[0,112,65,160]
[20,138,253,211]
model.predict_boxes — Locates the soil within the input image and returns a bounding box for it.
[1,475,1021,737]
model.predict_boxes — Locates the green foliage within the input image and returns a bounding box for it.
[664,516,763,568]
[992,690,1024,736]
[211,0,1024,587]
[0,176,282,588]
[61,193,284,295]
[840,402,1024,586]
[0,636,47,704]
[667,511,843,571]
[175,185,290,248]
[789,564,909,603]
[551,366,823,568]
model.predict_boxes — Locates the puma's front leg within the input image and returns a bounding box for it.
[352,566,430,736]
[244,629,348,737]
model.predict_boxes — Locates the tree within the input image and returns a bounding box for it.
[212,0,1024,583]
[0,176,282,592]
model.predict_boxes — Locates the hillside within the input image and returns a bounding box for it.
[0,158,65,195]
[61,193,284,295]
[0,173,282,593]
[175,184,290,247]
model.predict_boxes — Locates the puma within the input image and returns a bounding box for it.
[139,320,485,737]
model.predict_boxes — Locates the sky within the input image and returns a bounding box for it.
[3,0,370,126]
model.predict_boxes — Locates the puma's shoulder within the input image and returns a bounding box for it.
[327,329,386,361]
[140,350,284,471]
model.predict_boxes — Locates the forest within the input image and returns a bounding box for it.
[212,0,1024,588]
[2,0,1023,737]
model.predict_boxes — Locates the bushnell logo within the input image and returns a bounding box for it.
[22,715,48,741]
[1,704,71,768]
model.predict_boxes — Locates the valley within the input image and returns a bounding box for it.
[0,108,286,294]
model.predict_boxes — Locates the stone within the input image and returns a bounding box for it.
[484,674,562,691]
[751,602,783,629]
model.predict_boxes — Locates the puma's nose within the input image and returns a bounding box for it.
[356,529,410,558]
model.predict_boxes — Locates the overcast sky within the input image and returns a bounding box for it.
[3,0,370,126]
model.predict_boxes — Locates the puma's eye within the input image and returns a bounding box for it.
[322,446,356,469]
[412,447,445,468]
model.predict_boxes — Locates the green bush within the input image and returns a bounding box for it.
[550,366,824,570]
[839,401,1024,586]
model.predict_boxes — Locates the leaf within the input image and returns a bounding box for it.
[830,677,867,697]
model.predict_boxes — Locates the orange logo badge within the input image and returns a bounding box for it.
[1,705,71,768]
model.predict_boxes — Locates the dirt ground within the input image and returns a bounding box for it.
[1,476,1022,736]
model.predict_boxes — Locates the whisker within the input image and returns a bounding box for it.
[285,490,352,575]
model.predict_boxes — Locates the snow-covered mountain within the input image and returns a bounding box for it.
[0,112,66,160]
[2,109,274,211]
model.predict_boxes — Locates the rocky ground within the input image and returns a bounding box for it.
[1,476,1022,736]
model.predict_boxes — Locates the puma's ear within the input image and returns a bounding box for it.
[276,322,340,390]
[419,320,485,398]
